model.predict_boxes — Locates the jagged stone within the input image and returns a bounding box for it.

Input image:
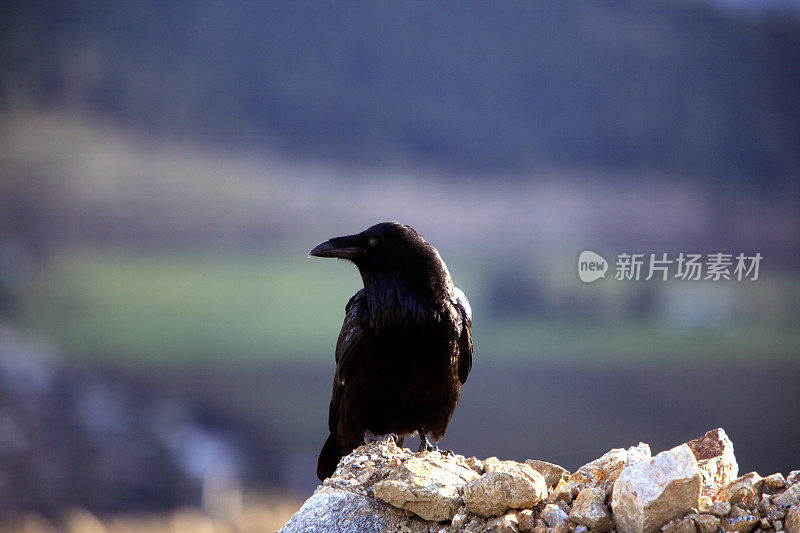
[785,504,800,533]
[765,501,787,521]
[708,500,731,517]
[280,485,423,533]
[518,509,536,533]
[465,457,485,475]
[487,512,520,533]
[526,459,570,489]
[373,453,479,521]
[685,428,738,495]
[660,516,696,533]
[541,503,569,528]
[698,495,712,512]
[627,443,652,467]
[774,482,800,508]
[720,506,759,533]
[788,471,800,486]
[546,478,573,504]
[763,473,787,492]
[611,444,702,533]
[556,500,571,515]
[571,448,628,495]
[570,487,613,533]
[687,513,720,533]
[463,460,547,518]
[716,472,764,509]
[451,507,470,530]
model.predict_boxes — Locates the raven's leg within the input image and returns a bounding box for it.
[418,431,454,455]
[418,431,436,452]
[364,430,399,445]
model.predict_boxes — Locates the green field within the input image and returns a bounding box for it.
[20,247,800,364]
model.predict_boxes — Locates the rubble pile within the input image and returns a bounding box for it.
[281,428,800,533]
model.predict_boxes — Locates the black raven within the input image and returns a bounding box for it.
[309,222,472,481]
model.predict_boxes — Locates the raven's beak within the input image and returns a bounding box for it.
[309,234,363,259]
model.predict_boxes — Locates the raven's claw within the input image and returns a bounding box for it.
[418,431,453,454]
[364,430,398,445]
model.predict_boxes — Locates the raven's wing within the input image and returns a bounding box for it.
[454,287,472,385]
[329,289,364,433]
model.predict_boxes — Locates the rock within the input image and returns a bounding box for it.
[451,507,470,530]
[708,500,731,517]
[764,473,787,492]
[786,505,800,533]
[716,472,764,509]
[280,485,423,533]
[518,509,536,533]
[660,517,696,533]
[569,487,613,533]
[627,443,653,467]
[541,503,570,528]
[526,459,570,489]
[547,478,573,504]
[373,453,479,521]
[611,444,702,533]
[574,526,589,533]
[775,520,784,531]
[465,457,485,475]
[549,523,571,533]
[788,472,800,487]
[685,428,738,493]
[688,513,720,533]
[463,460,548,517]
[532,518,548,533]
[698,496,712,512]
[556,500,571,515]
[765,502,787,521]
[760,518,771,529]
[720,506,759,533]
[487,512,520,533]
[571,448,628,495]
[774,483,800,508]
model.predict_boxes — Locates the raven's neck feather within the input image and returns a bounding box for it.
[361,271,450,330]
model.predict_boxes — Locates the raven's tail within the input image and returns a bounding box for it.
[317,434,341,481]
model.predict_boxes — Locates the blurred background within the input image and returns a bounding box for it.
[1,1,799,531]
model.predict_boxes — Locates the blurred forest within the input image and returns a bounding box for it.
[1,1,799,530]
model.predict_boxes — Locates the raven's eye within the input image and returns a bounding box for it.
[367,236,378,247]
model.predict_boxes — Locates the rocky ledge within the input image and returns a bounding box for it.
[281,428,800,533]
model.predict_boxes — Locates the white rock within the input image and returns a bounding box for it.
[541,503,569,527]
[627,443,652,467]
[487,512,520,533]
[525,459,570,489]
[569,487,613,532]
[373,453,479,521]
[774,482,800,508]
[463,460,548,518]
[611,444,702,533]
[280,485,420,533]
[685,428,738,490]
[571,447,628,494]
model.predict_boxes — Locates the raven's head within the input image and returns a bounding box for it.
[310,222,453,302]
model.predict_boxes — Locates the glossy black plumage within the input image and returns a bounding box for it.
[310,222,472,481]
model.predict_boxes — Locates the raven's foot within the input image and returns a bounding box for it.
[418,431,454,455]
[364,430,399,445]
